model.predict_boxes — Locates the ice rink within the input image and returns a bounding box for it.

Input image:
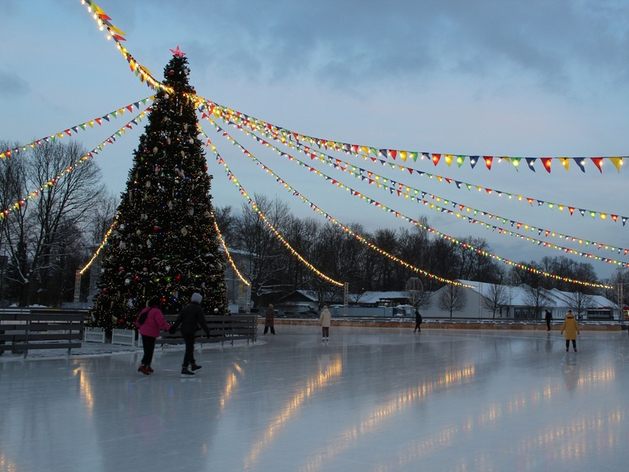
[1,325,629,472]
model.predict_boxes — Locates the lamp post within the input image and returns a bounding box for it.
[0,254,7,304]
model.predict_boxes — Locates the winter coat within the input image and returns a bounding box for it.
[171,302,210,336]
[560,313,580,340]
[320,308,331,328]
[135,306,171,338]
[265,305,275,327]
[415,310,422,324]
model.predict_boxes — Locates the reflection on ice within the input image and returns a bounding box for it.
[1,326,628,472]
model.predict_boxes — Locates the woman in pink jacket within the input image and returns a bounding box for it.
[135,297,171,375]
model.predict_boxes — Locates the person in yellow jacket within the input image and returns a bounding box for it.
[560,310,580,352]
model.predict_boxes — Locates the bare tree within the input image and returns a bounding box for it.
[483,283,509,319]
[1,142,105,306]
[523,284,553,321]
[558,291,596,320]
[87,192,119,247]
[232,194,291,305]
[0,144,28,303]
[437,284,467,318]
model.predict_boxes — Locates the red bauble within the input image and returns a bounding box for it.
[169,70,174,76]
[153,226,160,232]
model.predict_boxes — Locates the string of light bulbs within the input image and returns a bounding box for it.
[0,105,152,220]
[208,102,628,225]
[80,1,627,175]
[202,135,344,287]
[0,97,154,161]
[215,111,629,262]
[203,116,614,289]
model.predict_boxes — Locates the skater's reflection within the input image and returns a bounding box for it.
[562,356,579,391]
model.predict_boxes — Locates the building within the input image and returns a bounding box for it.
[428,280,618,320]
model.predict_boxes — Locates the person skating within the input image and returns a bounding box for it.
[264,303,275,335]
[545,310,552,331]
[135,297,171,375]
[413,308,423,332]
[169,292,210,376]
[320,305,331,341]
[560,310,580,352]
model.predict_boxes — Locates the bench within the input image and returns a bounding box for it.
[157,314,257,347]
[0,309,85,357]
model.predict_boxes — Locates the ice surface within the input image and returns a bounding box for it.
[1,325,629,472]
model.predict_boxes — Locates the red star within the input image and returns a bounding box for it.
[169,45,186,57]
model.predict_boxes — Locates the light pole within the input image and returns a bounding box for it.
[0,254,7,304]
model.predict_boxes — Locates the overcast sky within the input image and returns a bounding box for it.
[2,0,628,282]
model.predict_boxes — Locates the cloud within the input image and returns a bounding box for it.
[0,71,29,97]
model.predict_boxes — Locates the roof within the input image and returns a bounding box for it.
[457,280,616,308]
[354,291,410,304]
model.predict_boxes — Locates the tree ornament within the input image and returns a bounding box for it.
[90,51,228,331]
[169,45,186,56]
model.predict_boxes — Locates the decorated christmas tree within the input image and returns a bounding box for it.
[90,47,228,331]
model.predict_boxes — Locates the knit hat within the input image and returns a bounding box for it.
[191,292,203,304]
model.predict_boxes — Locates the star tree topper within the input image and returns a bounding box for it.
[170,45,186,56]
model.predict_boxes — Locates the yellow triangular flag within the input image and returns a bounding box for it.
[609,157,623,172]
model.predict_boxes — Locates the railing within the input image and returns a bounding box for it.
[158,314,257,347]
[0,308,85,357]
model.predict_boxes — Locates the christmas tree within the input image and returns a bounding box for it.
[90,48,228,331]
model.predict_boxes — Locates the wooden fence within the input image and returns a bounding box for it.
[0,309,85,357]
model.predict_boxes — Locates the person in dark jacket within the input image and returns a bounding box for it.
[413,308,423,333]
[264,303,275,335]
[545,310,552,331]
[170,293,210,376]
[135,297,171,375]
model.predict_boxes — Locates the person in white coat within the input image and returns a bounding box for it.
[320,306,331,342]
